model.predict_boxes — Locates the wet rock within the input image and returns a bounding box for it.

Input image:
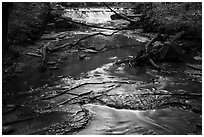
[47,61,56,65]
[14,63,25,73]
[49,66,59,70]
[58,75,64,78]
[83,49,98,54]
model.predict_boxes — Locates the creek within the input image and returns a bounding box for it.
[3,6,202,135]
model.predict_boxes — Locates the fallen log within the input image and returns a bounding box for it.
[26,52,42,57]
[103,2,137,23]
[48,31,119,53]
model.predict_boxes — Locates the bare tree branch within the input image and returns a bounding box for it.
[103,2,137,23]
[48,31,120,53]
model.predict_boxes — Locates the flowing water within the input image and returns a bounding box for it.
[3,7,202,135]
[77,104,200,135]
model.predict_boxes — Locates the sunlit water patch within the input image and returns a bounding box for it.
[77,104,201,135]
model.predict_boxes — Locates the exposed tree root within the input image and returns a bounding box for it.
[145,33,161,52]
[149,58,161,70]
[115,31,185,69]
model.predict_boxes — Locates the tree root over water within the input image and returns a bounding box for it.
[116,31,185,71]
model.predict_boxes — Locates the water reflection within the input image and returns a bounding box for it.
[78,104,201,135]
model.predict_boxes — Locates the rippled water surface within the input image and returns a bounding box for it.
[3,7,202,135]
[77,104,200,135]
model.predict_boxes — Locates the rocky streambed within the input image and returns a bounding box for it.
[2,6,202,135]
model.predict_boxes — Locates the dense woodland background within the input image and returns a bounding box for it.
[2,2,202,50]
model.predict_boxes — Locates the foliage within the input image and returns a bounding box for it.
[133,2,202,38]
[8,3,50,45]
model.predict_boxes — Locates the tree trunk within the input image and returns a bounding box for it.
[2,2,13,54]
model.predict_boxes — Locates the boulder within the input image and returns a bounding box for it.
[79,54,86,60]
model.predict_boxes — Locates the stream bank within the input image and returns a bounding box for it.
[2,3,202,135]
